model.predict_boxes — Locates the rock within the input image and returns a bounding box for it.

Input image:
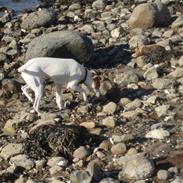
[73,146,90,160]
[92,20,105,31]
[80,24,94,34]
[15,177,25,183]
[68,3,81,11]
[77,105,89,113]
[124,99,142,111]
[155,105,170,117]
[115,71,139,87]
[129,35,150,49]
[0,143,23,160]
[171,16,183,29]
[119,98,131,107]
[128,2,171,29]
[111,143,126,155]
[146,128,170,139]
[26,179,37,183]
[118,154,155,180]
[157,169,170,180]
[143,66,159,80]
[146,142,171,157]
[102,116,116,127]
[3,119,16,136]
[178,56,183,67]
[146,95,159,104]
[47,156,68,167]
[21,9,55,30]
[102,102,117,114]
[112,134,134,143]
[121,110,139,120]
[99,140,111,151]
[70,170,92,183]
[152,78,173,89]
[80,121,96,129]
[25,31,94,64]
[10,154,34,170]
[99,178,120,183]
[127,148,138,155]
[170,176,183,183]
[87,161,103,182]
[111,28,121,39]
[134,181,147,183]
[92,0,105,10]
[169,68,183,78]
[49,165,62,176]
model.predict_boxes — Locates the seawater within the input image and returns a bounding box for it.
[0,0,38,14]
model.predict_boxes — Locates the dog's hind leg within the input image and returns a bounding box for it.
[33,84,43,115]
[55,84,63,110]
[21,85,33,102]
[67,82,87,101]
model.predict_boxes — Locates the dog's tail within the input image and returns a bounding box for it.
[18,59,35,73]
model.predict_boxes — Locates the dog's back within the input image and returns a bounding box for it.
[18,57,84,84]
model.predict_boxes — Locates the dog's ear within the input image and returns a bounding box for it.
[91,70,97,77]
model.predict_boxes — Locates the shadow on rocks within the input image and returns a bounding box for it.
[87,44,132,69]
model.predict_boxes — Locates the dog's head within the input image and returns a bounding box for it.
[85,70,101,97]
[92,75,101,97]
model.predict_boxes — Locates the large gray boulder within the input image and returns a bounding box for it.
[25,31,94,64]
[21,9,56,30]
[128,2,171,29]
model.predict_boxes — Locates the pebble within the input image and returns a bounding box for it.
[102,102,117,114]
[111,143,126,155]
[146,128,170,139]
[80,121,96,129]
[0,143,24,160]
[73,146,90,159]
[47,157,68,167]
[157,169,170,180]
[102,116,116,127]
[10,154,34,170]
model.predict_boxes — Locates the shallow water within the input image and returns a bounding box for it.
[0,0,38,14]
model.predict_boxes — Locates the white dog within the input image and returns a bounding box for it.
[18,57,100,115]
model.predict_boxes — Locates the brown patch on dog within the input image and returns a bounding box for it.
[92,75,101,90]
[132,44,166,58]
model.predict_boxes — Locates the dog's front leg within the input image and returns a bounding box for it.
[55,84,63,110]
[21,85,33,102]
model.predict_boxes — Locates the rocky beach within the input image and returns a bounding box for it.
[1,0,183,182]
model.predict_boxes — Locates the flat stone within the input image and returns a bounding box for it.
[152,78,173,90]
[73,146,90,160]
[10,154,34,170]
[155,105,170,117]
[157,169,170,180]
[111,143,126,155]
[80,121,96,129]
[47,156,68,167]
[169,67,183,78]
[0,143,23,160]
[49,165,62,176]
[102,102,117,114]
[121,110,139,120]
[146,128,170,139]
[102,116,116,128]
